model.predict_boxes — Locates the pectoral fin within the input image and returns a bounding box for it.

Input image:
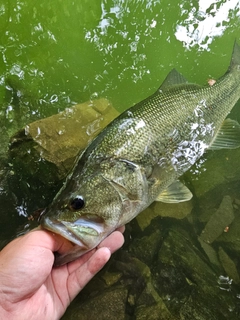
[209,118,240,150]
[156,180,193,203]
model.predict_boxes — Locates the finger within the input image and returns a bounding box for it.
[67,247,111,301]
[116,225,125,233]
[66,230,124,273]
[4,230,72,258]
[52,234,75,255]
[98,231,124,253]
[66,249,97,273]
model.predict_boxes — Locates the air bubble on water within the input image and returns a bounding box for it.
[218,275,233,291]
[218,275,232,285]
[90,92,99,100]
[49,94,58,103]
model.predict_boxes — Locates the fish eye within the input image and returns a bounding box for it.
[69,196,85,211]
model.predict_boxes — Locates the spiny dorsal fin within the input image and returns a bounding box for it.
[209,118,240,150]
[156,69,188,93]
[230,41,240,70]
[156,180,193,203]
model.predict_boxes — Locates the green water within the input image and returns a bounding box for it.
[1,0,240,319]
[1,0,240,125]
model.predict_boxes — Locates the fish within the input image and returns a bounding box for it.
[40,42,240,266]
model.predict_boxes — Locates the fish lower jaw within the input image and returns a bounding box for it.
[41,217,87,247]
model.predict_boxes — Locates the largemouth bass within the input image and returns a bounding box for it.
[41,42,240,266]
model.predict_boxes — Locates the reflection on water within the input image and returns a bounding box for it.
[0,0,240,319]
[84,0,162,83]
[175,0,240,50]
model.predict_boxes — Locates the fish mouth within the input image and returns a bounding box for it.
[41,217,87,247]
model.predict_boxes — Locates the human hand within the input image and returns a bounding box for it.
[0,228,124,320]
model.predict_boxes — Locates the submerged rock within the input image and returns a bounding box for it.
[129,230,162,265]
[189,148,240,198]
[101,271,122,287]
[156,227,217,292]
[216,215,240,254]
[62,286,128,320]
[218,247,240,284]
[9,98,119,182]
[136,198,193,231]
[154,225,240,319]
[197,236,222,271]
[135,302,175,320]
[199,195,235,244]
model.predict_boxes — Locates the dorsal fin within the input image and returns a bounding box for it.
[230,41,240,70]
[156,69,188,93]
